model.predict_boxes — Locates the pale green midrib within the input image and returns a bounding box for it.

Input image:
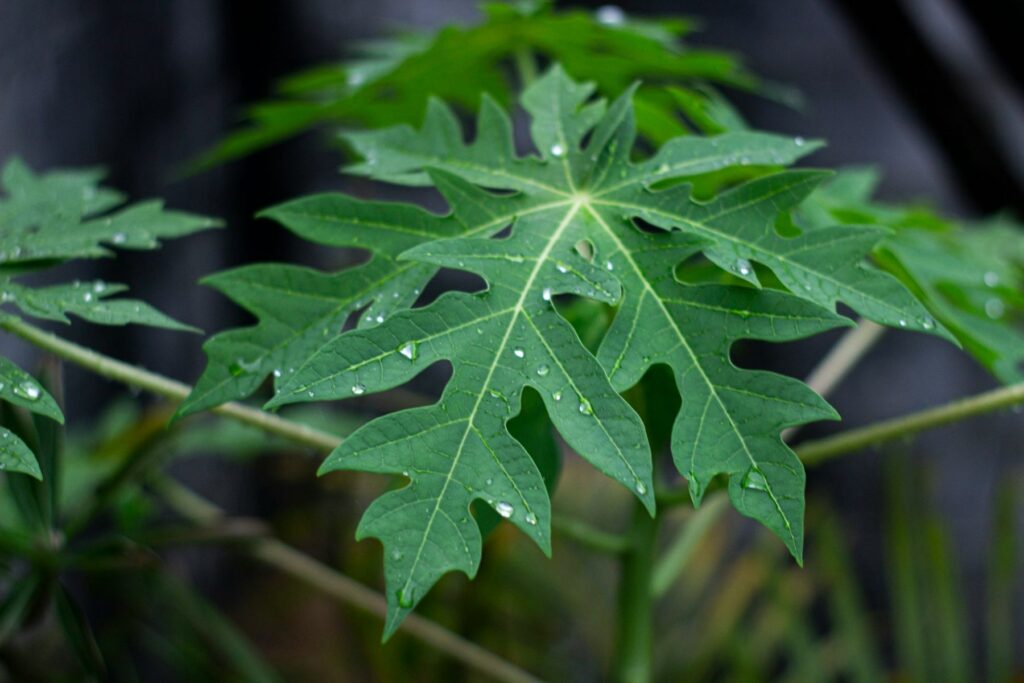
[595,196,914,324]
[398,201,583,602]
[584,204,795,539]
[551,91,577,194]
[590,144,808,198]
[365,153,570,198]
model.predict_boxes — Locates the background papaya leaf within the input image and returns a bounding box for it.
[0,157,220,480]
[189,0,784,170]
[801,169,1024,383]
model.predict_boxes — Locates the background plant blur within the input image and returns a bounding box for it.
[0,1,1021,681]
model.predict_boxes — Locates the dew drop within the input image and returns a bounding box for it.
[550,144,566,158]
[273,368,282,378]
[605,260,614,271]
[985,297,1005,319]
[578,398,593,415]
[112,232,127,244]
[495,501,514,518]
[374,314,385,324]
[513,347,525,359]
[397,586,416,608]
[919,316,935,330]
[556,261,569,274]
[307,390,315,398]
[485,477,493,486]
[596,4,625,25]
[82,292,93,303]
[741,467,769,491]
[552,390,563,402]
[13,381,40,401]
[535,364,550,377]
[984,271,1000,287]
[794,136,805,147]
[351,383,366,395]
[635,480,647,496]
[541,287,552,302]
[898,319,908,327]
[398,342,418,361]
[525,512,538,525]
[735,258,752,276]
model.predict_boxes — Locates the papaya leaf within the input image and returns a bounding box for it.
[238,65,941,633]
[802,170,1024,383]
[189,1,776,169]
[0,157,219,478]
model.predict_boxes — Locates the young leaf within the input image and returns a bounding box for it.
[243,65,934,633]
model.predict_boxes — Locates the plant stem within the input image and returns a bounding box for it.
[797,381,1024,465]
[514,48,538,88]
[650,493,729,598]
[783,319,885,440]
[551,513,630,554]
[611,502,659,683]
[0,317,342,452]
[153,478,542,683]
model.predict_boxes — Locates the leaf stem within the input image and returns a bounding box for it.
[611,501,659,683]
[514,48,538,88]
[797,381,1024,465]
[152,477,543,683]
[0,317,342,452]
[552,513,630,554]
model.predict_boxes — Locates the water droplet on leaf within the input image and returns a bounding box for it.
[351,383,366,395]
[535,364,550,377]
[495,501,514,518]
[398,342,418,361]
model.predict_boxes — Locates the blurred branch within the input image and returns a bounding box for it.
[783,319,885,441]
[650,493,729,598]
[829,0,1024,214]
[153,477,543,683]
[798,381,1024,464]
[552,513,630,554]
[0,317,342,452]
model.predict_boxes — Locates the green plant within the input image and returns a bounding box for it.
[2,3,1023,681]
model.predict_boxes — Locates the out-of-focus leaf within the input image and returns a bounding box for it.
[189,2,776,169]
[802,169,1024,383]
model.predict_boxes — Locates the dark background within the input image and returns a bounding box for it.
[1,0,1022,677]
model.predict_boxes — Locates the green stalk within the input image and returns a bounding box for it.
[0,317,342,452]
[611,502,659,683]
[797,381,1024,464]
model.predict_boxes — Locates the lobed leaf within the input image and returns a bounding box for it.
[0,157,219,478]
[226,65,947,633]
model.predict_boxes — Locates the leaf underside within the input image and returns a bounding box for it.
[208,65,947,636]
